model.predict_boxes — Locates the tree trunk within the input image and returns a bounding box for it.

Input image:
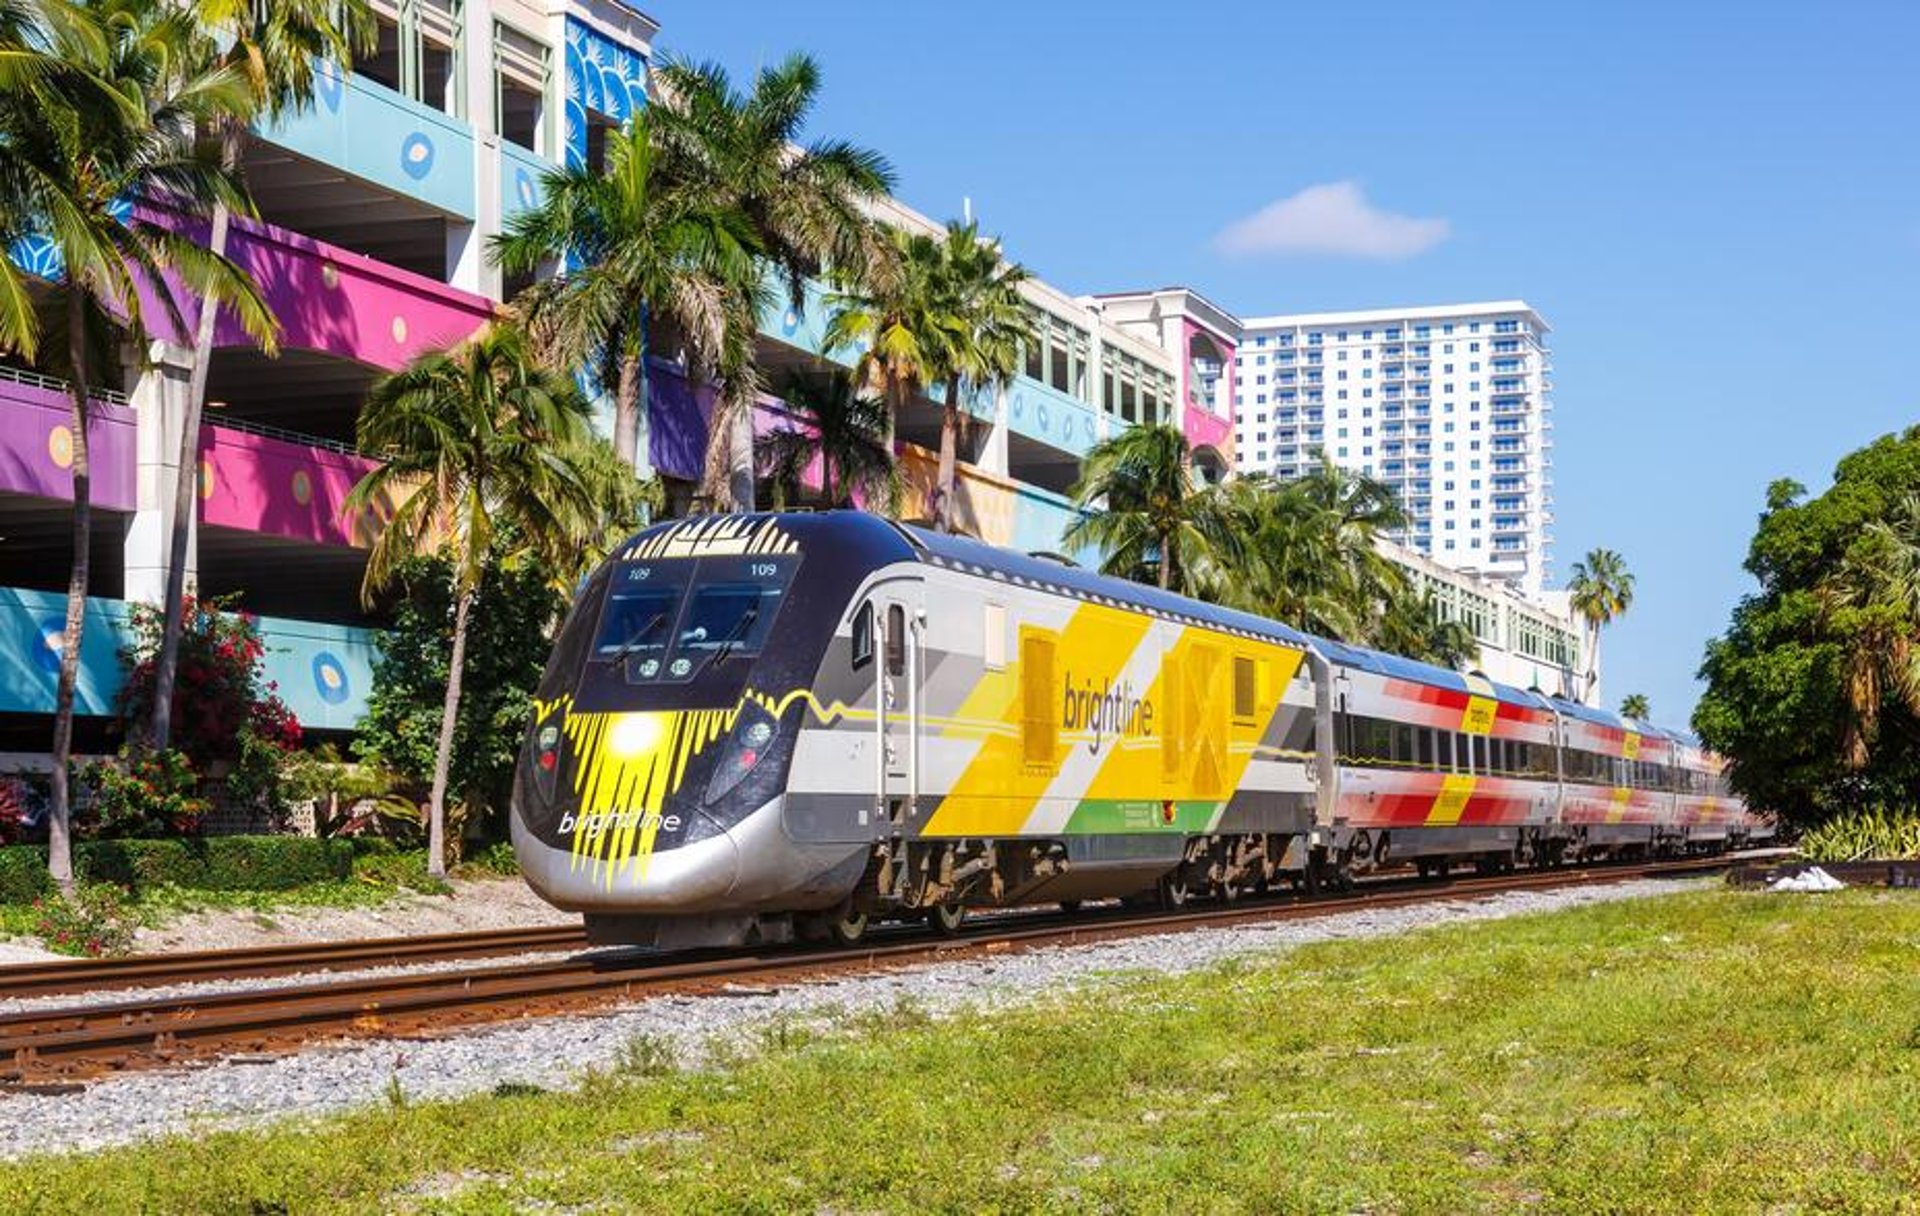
[424,583,474,880]
[152,123,241,751]
[728,398,754,513]
[934,375,961,533]
[613,350,641,469]
[49,295,93,894]
[697,389,735,512]
[1158,534,1174,591]
[820,455,834,510]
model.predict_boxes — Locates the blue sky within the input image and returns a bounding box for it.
[650,1,1920,724]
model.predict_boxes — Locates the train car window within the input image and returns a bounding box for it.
[1436,731,1453,771]
[885,604,907,677]
[982,603,1007,670]
[850,603,874,671]
[1471,735,1488,774]
[1233,656,1258,721]
[1394,724,1415,765]
[1417,728,1434,767]
[1020,629,1057,770]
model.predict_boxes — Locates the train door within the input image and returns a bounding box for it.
[868,587,924,836]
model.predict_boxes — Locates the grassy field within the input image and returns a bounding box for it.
[4,886,1918,1214]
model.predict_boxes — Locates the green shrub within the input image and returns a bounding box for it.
[77,749,210,838]
[0,837,355,897]
[1798,806,1920,862]
[33,885,138,957]
[0,848,53,903]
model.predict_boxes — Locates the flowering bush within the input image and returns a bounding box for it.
[116,596,305,823]
[76,750,210,839]
[0,774,45,845]
[33,885,139,958]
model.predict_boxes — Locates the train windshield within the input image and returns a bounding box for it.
[589,553,799,683]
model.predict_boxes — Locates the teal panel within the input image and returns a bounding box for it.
[499,139,552,225]
[262,67,476,219]
[1010,484,1099,566]
[760,272,835,358]
[0,587,129,718]
[1008,375,1100,458]
[0,587,378,730]
[254,614,379,732]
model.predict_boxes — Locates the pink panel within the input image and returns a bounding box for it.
[198,424,381,548]
[1179,317,1235,460]
[0,377,137,511]
[135,204,495,371]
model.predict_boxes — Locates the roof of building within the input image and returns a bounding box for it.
[1239,300,1551,334]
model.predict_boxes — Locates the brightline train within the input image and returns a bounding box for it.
[511,513,1766,948]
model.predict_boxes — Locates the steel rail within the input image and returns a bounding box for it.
[0,857,1731,1083]
[0,924,589,1000]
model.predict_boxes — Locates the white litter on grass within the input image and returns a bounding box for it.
[1768,865,1846,892]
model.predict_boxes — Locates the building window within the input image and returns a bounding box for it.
[360,0,464,117]
[495,21,550,152]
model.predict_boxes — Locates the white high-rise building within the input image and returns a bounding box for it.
[1232,301,1553,594]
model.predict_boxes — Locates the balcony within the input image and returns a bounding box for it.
[260,67,476,220]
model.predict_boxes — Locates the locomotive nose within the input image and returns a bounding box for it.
[510,808,743,912]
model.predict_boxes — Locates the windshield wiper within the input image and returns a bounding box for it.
[710,605,761,667]
[605,611,668,668]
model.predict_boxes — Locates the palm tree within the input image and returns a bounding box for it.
[492,112,763,476]
[755,369,900,513]
[1567,547,1635,703]
[1814,496,1920,769]
[1619,693,1651,721]
[648,52,896,512]
[347,324,603,878]
[926,220,1029,533]
[1063,424,1239,594]
[4,0,276,888]
[823,225,951,466]
[150,0,376,752]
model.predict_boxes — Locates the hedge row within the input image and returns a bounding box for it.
[0,837,356,903]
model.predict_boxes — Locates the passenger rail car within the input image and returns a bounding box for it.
[511,513,1766,947]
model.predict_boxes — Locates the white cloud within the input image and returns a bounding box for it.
[1214,181,1450,260]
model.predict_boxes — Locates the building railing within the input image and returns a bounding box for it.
[207,415,360,457]
[0,363,130,405]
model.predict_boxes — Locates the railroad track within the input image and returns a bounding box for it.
[0,856,1735,1086]
[0,924,589,1001]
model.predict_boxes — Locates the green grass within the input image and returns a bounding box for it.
[5,887,1919,1214]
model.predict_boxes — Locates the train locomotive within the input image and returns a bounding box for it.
[511,512,1767,948]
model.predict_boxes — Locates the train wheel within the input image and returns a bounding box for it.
[1159,875,1190,910]
[828,909,869,945]
[1216,874,1243,904]
[1058,900,1083,915]
[926,903,967,936]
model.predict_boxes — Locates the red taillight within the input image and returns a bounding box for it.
[538,751,557,772]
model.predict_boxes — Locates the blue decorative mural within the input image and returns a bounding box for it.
[563,17,649,171]
[0,587,379,731]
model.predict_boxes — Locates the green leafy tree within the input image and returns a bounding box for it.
[492,112,763,475]
[348,324,602,878]
[4,0,276,888]
[1619,693,1651,721]
[1568,547,1634,702]
[823,224,951,472]
[1063,424,1240,594]
[353,555,566,849]
[755,369,900,512]
[649,52,896,513]
[1695,429,1920,827]
[149,0,375,753]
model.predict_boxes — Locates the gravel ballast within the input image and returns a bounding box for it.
[0,878,1699,1160]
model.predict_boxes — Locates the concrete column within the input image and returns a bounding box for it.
[1086,303,1108,441]
[123,341,197,606]
[978,382,1010,478]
